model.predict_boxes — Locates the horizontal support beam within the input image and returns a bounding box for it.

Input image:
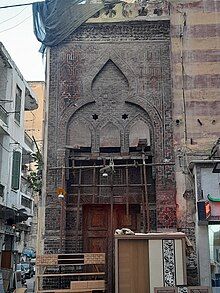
[70,184,151,187]
[37,272,105,277]
[49,162,175,170]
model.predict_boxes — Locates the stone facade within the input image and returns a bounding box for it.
[45,20,176,258]
[43,0,220,289]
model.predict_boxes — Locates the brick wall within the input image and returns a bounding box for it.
[43,0,220,287]
[45,20,176,250]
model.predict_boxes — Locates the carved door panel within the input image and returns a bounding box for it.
[83,204,140,293]
[113,205,139,231]
[83,205,111,292]
[83,205,139,252]
[83,204,110,253]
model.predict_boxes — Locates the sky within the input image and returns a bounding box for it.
[0,0,45,81]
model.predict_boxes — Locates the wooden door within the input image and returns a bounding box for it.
[83,205,110,253]
[83,205,112,292]
[1,251,12,269]
[83,204,140,293]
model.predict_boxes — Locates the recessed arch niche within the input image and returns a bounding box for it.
[67,119,92,148]
[129,120,151,147]
[100,122,120,147]
[91,59,129,99]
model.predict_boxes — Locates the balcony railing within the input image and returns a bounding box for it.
[0,105,8,125]
[21,195,32,210]
[20,176,33,198]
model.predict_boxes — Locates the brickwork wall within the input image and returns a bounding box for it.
[43,0,220,288]
[45,20,176,254]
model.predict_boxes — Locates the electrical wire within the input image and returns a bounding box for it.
[0,15,31,34]
[0,2,43,10]
[0,6,27,25]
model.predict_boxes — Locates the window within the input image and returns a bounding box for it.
[0,184,4,197]
[15,85,22,123]
[11,151,21,190]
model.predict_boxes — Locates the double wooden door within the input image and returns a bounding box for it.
[83,204,140,292]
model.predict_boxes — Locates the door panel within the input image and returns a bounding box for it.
[1,251,12,269]
[88,208,109,231]
[83,204,140,293]
[87,238,108,253]
[83,205,110,253]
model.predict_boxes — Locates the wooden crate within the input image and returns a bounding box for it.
[36,255,58,266]
[154,288,177,293]
[70,280,105,290]
[36,253,106,293]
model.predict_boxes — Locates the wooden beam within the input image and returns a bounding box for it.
[59,165,65,253]
[49,162,175,170]
[71,184,151,187]
[37,272,105,277]
[92,164,96,203]
[110,173,114,293]
[140,165,146,233]
[37,289,103,293]
[75,168,82,248]
[126,163,129,216]
[142,153,150,232]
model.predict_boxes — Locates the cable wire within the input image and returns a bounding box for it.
[0,15,31,34]
[0,2,43,10]
[0,6,27,25]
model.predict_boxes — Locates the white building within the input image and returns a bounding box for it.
[0,42,38,283]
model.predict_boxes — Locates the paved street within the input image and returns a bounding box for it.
[26,276,35,293]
